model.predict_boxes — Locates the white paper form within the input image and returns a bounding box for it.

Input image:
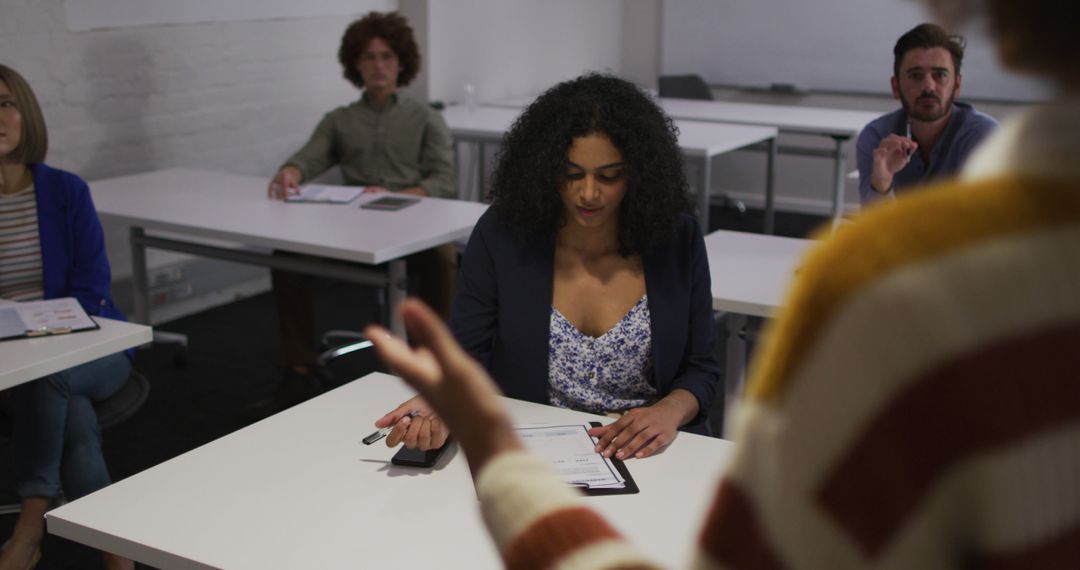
[515,423,626,489]
[284,184,364,204]
[0,297,98,340]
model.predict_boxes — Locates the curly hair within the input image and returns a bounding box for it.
[337,12,420,89]
[489,73,692,257]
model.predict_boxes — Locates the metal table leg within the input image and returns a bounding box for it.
[698,156,712,230]
[764,137,777,235]
[830,135,849,228]
[724,313,748,401]
[477,142,487,202]
[129,226,150,325]
[388,259,408,338]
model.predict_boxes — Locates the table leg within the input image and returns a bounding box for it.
[477,142,487,202]
[388,260,408,338]
[764,137,777,235]
[698,156,712,231]
[453,141,465,201]
[724,313,748,401]
[129,226,150,325]
[830,136,848,228]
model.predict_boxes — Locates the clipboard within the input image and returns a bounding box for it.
[0,298,101,342]
[581,421,639,496]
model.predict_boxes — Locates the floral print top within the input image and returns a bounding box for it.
[547,295,657,414]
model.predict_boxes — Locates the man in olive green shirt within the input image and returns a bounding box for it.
[266,12,455,406]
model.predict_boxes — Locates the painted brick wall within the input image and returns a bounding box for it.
[2,0,372,310]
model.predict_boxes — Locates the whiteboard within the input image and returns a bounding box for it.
[660,0,1048,102]
[66,0,395,31]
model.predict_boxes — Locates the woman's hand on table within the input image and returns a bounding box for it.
[375,395,449,451]
[588,389,700,460]
[365,300,522,473]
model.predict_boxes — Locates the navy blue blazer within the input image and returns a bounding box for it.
[450,208,720,434]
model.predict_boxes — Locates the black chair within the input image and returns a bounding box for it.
[658,74,714,100]
[0,370,150,514]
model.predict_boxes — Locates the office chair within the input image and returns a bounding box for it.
[658,74,747,223]
[658,74,714,100]
[0,370,151,514]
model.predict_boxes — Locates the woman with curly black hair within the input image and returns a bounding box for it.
[377,74,720,460]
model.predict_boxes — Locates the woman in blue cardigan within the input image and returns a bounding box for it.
[0,64,133,570]
[377,74,720,460]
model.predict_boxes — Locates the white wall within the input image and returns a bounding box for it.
[621,0,662,90]
[1,0,383,184]
[1,0,388,318]
[425,0,623,105]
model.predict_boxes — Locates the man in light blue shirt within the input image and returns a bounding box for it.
[857,23,998,206]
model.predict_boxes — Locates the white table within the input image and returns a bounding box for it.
[0,318,152,391]
[706,230,815,398]
[441,105,777,231]
[48,372,734,569]
[488,96,879,229]
[89,169,488,336]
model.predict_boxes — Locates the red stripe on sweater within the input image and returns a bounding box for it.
[970,519,1080,570]
[503,506,627,570]
[817,319,1080,558]
[699,479,785,570]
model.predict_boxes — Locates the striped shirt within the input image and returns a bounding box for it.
[470,100,1080,569]
[0,184,43,301]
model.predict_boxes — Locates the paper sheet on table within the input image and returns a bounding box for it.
[0,297,98,340]
[284,184,364,204]
[515,423,626,489]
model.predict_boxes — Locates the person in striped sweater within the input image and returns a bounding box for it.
[366,0,1079,566]
[0,64,134,570]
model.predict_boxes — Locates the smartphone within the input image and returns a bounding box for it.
[360,196,420,211]
[390,440,451,468]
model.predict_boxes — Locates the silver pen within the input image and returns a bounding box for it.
[362,410,421,445]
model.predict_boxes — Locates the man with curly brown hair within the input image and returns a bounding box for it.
[265,12,455,408]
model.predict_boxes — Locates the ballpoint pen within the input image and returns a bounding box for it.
[362,410,421,445]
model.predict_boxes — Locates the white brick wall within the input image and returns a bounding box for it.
[2,0,364,181]
[2,0,378,317]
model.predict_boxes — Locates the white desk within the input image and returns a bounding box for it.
[488,96,879,229]
[705,230,814,398]
[89,169,488,335]
[48,372,734,569]
[441,105,777,231]
[0,318,152,391]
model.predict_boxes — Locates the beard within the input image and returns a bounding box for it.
[901,88,956,123]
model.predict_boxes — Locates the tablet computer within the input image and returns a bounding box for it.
[360,195,421,211]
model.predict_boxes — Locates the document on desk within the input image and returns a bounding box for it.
[515,423,627,489]
[284,184,364,204]
[0,297,99,341]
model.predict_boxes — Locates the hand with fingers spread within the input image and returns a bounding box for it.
[588,389,700,460]
[870,134,919,194]
[267,165,303,200]
[365,300,523,473]
[374,395,449,451]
